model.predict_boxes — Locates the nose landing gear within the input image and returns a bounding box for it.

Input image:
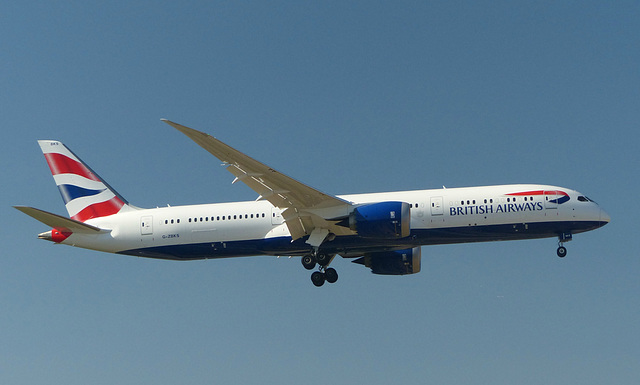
[557,245,567,258]
[557,232,572,258]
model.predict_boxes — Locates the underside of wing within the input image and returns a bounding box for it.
[162,119,354,242]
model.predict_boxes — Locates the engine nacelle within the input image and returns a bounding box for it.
[348,201,411,239]
[352,247,421,275]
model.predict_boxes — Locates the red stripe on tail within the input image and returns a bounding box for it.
[43,153,100,181]
[72,197,125,222]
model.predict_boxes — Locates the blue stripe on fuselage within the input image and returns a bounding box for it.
[550,195,570,204]
[118,220,605,261]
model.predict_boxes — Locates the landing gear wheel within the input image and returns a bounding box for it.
[557,246,567,258]
[301,255,316,270]
[315,253,330,266]
[325,268,338,284]
[311,271,325,287]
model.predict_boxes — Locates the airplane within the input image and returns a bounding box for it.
[15,120,610,287]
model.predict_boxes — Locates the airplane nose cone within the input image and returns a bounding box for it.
[600,208,611,226]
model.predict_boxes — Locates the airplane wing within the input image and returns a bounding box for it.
[162,119,354,243]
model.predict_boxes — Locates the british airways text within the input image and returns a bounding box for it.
[449,202,543,216]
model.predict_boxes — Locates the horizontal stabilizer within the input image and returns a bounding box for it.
[14,206,107,233]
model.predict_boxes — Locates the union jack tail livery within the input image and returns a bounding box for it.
[38,140,134,222]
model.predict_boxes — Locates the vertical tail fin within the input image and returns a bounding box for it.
[38,140,134,222]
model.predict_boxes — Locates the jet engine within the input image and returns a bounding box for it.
[352,247,421,275]
[344,201,410,239]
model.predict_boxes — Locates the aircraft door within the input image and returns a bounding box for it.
[141,216,153,235]
[430,197,444,216]
[271,208,284,225]
[544,191,559,209]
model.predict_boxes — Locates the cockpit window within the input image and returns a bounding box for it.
[578,196,596,203]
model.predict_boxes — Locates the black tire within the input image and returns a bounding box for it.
[301,255,316,270]
[557,246,567,258]
[311,271,325,287]
[316,253,330,266]
[325,268,338,284]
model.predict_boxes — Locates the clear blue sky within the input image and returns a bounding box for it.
[2,1,638,384]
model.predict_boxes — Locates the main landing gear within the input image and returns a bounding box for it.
[557,232,572,258]
[302,252,338,287]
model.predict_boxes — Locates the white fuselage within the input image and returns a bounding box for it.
[63,184,608,260]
